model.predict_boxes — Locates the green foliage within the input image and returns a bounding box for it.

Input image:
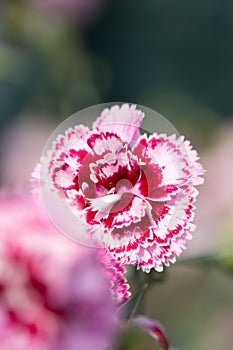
[117,283,149,324]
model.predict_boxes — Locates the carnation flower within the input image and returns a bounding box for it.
[0,193,129,350]
[33,104,204,272]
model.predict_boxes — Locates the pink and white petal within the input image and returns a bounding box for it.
[134,162,179,201]
[89,149,140,191]
[84,193,147,233]
[89,152,123,185]
[133,134,202,197]
[93,104,144,144]
[137,135,181,184]
[183,140,205,185]
[102,195,147,230]
[107,186,198,272]
[39,125,92,192]
[107,217,153,264]
[49,125,91,168]
[136,163,163,198]
[140,196,197,270]
[150,187,197,244]
[65,189,86,211]
[155,134,204,189]
[87,132,123,156]
[63,125,91,150]
[64,148,89,171]
[53,166,77,190]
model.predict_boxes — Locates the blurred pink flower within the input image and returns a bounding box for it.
[98,249,130,306]
[33,104,204,272]
[0,192,129,350]
[1,116,56,191]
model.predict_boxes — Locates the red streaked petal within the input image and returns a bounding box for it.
[102,195,147,230]
[87,131,123,155]
[90,149,141,191]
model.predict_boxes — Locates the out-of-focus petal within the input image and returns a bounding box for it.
[133,315,169,350]
[98,249,131,306]
[0,192,129,350]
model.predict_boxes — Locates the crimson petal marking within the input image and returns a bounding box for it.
[134,135,181,188]
[90,149,141,192]
[52,149,89,191]
[137,191,197,265]
[90,194,121,221]
[133,141,179,201]
[54,167,76,190]
[86,195,147,231]
[41,125,91,193]
[150,202,169,222]
[50,125,91,166]
[101,195,147,230]
[133,134,190,191]
[148,134,204,187]
[64,149,89,171]
[107,185,199,272]
[87,132,123,155]
[93,104,144,144]
[136,162,163,198]
[143,200,197,271]
[90,194,121,212]
[66,189,86,211]
[105,216,152,258]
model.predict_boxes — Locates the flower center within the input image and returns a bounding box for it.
[89,178,134,221]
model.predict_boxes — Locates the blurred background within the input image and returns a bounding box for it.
[0,0,233,349]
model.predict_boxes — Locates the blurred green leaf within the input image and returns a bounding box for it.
[179,253,233,276]
[117,283,149,324]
